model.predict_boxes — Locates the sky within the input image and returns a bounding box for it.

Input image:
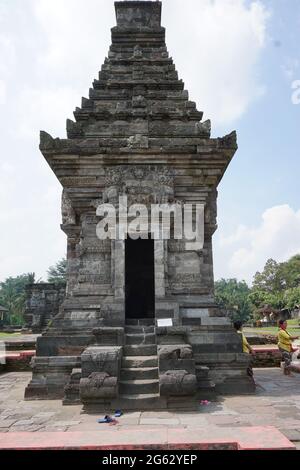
[0,0,299,285]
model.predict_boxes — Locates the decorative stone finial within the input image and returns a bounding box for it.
[115,1,162,28]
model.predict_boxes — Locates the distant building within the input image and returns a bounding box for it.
[290,305,300,320]
[256,305,291,326]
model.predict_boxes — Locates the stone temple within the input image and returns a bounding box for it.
[25,1,254,409]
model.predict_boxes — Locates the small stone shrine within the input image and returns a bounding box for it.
[25,1,254,409]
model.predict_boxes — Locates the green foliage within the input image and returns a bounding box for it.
[253,256,300,293]
[47,258,67,285]
[284,287,300,310]
[0,273,35,326]
[253,259,284,292]
[251,254,300,314]
[249,289,285,311]
[215,254,300,323]
[281,255,300,289]
[215,278,252,323]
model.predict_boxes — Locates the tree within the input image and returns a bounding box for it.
[280,255,300,289]
[0,273,35,325]
[253,256,300,293]
[215,278,252,323]
[253,259,285,293]
[251,255,300,314]
[249,289,285,311]
[47,258,67,284]
[284,287,300,310]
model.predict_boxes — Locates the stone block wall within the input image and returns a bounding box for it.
[24,283,66,332]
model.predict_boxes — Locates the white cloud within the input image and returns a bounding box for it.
[29,0,270,131]
[32,0,114,84]
[0,0,271,282]
[0,173,66,282]
[0,80,6,105]
[0,33,16,105]
[163,0,269,128]
[0,34,16,75]
[282,58,300,80]
[215,205,300,283]
[16,87,80,140]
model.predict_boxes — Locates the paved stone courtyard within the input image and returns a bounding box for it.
[0,369,300,448]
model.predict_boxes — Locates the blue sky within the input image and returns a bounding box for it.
[213,0,300,282]
[217,0,300,218]
[0,0,299,285]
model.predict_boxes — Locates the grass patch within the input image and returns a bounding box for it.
[287,319,300,326]
[245,326,300,337]
[0,332,21,339]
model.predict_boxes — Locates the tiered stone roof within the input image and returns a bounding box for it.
[40,1,237,186]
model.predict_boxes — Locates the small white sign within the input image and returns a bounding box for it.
[157,319,173,327]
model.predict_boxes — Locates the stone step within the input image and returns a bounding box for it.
[122,356,158,368]
[125,325,155,334]
[50,320,101,329]
[119,379,159,395]
[125,333,156,345]
[113,394,167,411]
[126,319,155,326]
[44,329,94,336]
[124,345,157,356]
[120,367,159,380]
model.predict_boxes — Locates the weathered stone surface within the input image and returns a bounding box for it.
[26,0,254,404]
[246,334,277,345]
[80,373,118,401]
[92,328,124,346]
[81,346,122,379]
[79,346,121,406]
[24,283,66,332]
[63,368,82,405]
[252,347,281,368]
[160,370,197,397]
[158,345,193,361]
[158,344,198,396]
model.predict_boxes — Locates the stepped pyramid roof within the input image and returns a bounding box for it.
[40,1,237,197]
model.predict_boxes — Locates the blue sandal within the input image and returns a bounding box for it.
[98,415,113,423]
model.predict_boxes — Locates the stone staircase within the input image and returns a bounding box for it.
[117,320,165,409]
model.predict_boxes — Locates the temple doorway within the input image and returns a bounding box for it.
[125,237,155,320]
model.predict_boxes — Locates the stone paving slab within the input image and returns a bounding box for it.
[139,418,180,426]
[0,427,295,451]
[167,426,295,451]
[0,420,16,428]
[0,370,300,448]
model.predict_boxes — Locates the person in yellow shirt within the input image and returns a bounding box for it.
[278,320,299,376]
[234,321,254,378]
[234,321,254,354]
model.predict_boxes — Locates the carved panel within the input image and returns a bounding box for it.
[104,165,175,205]
[62,190,76,225]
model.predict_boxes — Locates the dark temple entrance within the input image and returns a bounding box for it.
[125,237,155,320]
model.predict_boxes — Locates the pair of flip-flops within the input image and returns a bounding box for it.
[97,415,118,425]
[98,410,123,425]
